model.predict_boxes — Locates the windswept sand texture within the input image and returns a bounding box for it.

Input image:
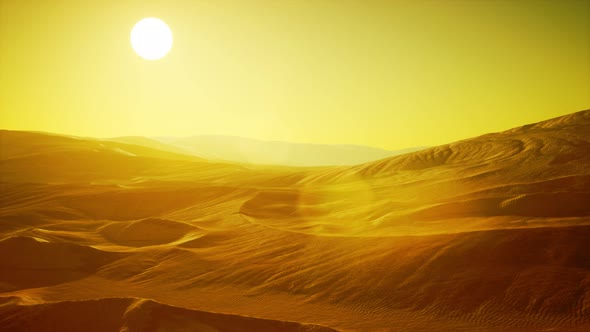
[1,110,590,331]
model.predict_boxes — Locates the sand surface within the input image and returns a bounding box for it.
[1,110,590,331]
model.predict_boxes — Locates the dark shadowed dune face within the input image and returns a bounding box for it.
[1,110,590,331]
[0,236,126,292]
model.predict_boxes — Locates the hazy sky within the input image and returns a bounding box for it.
[1,0,589,149]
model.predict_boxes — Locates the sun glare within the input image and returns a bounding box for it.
[130,18,173,60]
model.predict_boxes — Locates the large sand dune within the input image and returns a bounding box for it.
[1,110,590,331]
[0,297,336,332]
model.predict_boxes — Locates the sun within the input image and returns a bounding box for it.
[130,18,173,60]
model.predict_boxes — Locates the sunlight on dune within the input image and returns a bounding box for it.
[1,110,590,331]
[1,0,589,330]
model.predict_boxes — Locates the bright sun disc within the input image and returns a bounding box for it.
[130,18,173,60]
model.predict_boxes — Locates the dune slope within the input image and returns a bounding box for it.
[0,297,336,332]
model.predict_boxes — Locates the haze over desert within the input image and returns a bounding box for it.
[1,110,590,331]
[1,1,589,330]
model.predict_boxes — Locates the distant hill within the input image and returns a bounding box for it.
[146,135,426,166]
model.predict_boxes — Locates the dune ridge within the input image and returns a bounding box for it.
[0,297,337,332]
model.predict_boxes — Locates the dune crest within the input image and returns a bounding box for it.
[0,297,337,332]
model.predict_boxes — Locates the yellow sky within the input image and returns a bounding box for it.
[1,0,589,149]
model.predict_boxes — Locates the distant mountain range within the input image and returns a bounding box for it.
[109,135,427,166]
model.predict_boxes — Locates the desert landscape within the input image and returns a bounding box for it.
[1,109,589,331]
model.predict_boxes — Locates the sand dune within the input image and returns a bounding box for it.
[99,218,200,247]
[0,297,336,332]
[1,110,590,331]
[0,236,126,292]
